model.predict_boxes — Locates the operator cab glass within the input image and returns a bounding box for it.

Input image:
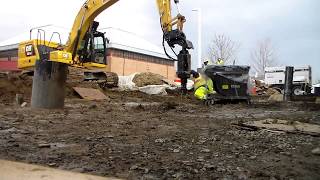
[78,31,107,65]
[93,35,106,64]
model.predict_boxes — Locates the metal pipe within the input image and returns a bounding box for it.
[283,66,294,101]
[31,61,68,109]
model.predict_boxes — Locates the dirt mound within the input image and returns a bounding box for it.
[133,72,164,87]
[0,73,32,103]
[0,71,95,102]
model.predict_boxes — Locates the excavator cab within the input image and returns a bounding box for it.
[78,21,107,65]
[77,21,119,88]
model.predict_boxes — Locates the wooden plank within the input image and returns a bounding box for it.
[73,87,108,101]
[0,159,120,180]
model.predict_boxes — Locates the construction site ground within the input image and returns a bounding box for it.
[0,74,320,179]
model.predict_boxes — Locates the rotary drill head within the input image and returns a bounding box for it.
[177,48,191,94]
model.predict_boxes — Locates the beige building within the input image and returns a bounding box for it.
[103,27,176,81]
[0,26,177,81]
[106,48,175,80]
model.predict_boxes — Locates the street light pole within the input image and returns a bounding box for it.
[192,8,202,69]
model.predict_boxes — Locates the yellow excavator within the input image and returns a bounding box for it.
[17,0,193,91]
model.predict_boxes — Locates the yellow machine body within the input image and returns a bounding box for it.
[17,0,188,72]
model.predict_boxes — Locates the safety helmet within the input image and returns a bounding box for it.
[190,70,199,78]
[203,59,210,65]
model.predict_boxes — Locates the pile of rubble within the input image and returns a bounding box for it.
[132,72,164,87]
[254,80,281,96]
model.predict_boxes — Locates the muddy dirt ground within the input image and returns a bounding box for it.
[0,74,320,179]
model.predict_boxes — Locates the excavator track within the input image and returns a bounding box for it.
[84,71,119,89]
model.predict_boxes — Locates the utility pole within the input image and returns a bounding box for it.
[192,8,202,69]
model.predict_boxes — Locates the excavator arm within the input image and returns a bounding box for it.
[157,0,193,93]
[63,0,192,92]
[156,0,193,49]
[64,0,118,62]
[66,0,191,53]
[19,0,192,92]
[157,0,193,92]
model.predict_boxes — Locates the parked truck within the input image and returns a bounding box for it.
[264,66,312,95]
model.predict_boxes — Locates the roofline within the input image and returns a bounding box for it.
[107,43,173,60]
[0,44,18,51]
[0,42,174,61]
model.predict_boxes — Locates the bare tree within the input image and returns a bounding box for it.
[251,38,277,76]
[207,34,239,65]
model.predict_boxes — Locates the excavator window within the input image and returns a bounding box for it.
[78,29,107,65]
[93,36,106,64]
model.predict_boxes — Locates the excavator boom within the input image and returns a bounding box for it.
[64,0,192,92]
[21,0,193,109]
[64,0,118,57]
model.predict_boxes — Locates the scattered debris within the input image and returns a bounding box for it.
[73,87,109,101]
[254,80,281,96]
[88,104,98,109]
[268,94,283,102]
[130,165,139,170]
[155,138,165,143]
[15,94,24,105]
[20,102,27,108]
[257,86,280,96]
[117,73,174,95]
[173,149,180,153]
[117,74,138,91]
[38,143,51,148]
[107,135,114,138]
[138,85,169,95]
[201,148,211,153]
[316,98,320,104]
[236,119,320,136]
[311,148,320,155]
[266,88,281,95]
[249,155,257,160]
[48,163,57,167]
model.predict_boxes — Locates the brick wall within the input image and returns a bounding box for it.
[0,49,19,71]
[109,56,176,81]
[109,49,176,81]
[0,61,19,71]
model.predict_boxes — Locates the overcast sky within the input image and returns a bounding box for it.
[0,0,319,82]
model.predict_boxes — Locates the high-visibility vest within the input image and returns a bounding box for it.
[207,78,214,94]
[193,75,207,90]
[216,60,224,65]
[194,77,215,100]
[194,86,207,100]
